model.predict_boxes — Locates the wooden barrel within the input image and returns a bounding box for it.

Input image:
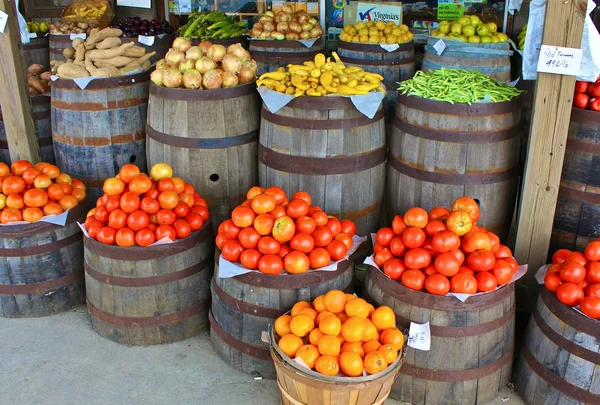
[363,266,515,405]
[23,37,50,69]
[122,33,176,63]
[550,107,600,253]
[51,71,148,200]
[49,34,74,61]
[337,41,416,127]
[271,325,403,405]
[146,82,259,230]
[387,94,521,240]
[1,96,55,165]
[192,36,249,49]
[514,288,600,404]
[0,204,85,318]
[209,253,354,379]
[258,97,386,236]
[249,38,324,76]
[422,38,513,82]
[84,221,214,345]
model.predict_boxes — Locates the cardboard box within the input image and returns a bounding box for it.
[343,1,403,26]
[272,0,319,15]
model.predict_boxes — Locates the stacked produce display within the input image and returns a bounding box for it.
[274,291,403,376]
[572,76,600,111]
[178,11,247,40]
[62,0,113,25]
[49,21,92,35]
[339,21,413,45]
[216,186,358,275]
[257,52,384,96]
[371,196,520,295]
[27,21,50,35]
[83,163,209,247]
[430,14,508,43]
[111,17,174,37]
[0,161,85,224]
[26,64,52,95]
[249,7,322,40]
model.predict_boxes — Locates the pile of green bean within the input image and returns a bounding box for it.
[398,68,522,104]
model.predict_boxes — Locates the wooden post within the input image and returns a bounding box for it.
[514,0,587,299]
[0,0,41,163]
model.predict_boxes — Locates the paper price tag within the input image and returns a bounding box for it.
[0,10,8,34]
[179,0,192,13]
[70,33,86,40]
[138,35,155,46]
[380,43,399,52]
[537,45,583,76]
[29,32,38,39]
[433,39,446,56]
[408,322,431,351]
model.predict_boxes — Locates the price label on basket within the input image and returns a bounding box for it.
[0,10,8,34]
[408,321,431,351]
[433,39,446,56]
[70,33,86,40]
[178,0,192,13]
[138,35,155,46]
[29,32,37,39]
[537,45,583,76]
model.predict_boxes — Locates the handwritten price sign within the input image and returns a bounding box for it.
[408,321,431,351]
[537,45,583,76]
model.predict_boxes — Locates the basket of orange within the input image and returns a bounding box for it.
[270,290,405,405]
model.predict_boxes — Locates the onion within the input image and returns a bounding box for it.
[163,68,182,88]
[227,43,250,62]
[310,28,322,38]
[259,16,273,24]
[185,46,203,61]
[156,58,171,70]
[182,69,202,89]
[301,22,312,32]
[150,69,165,86]
[214,68,224,74]
[178,58,195,74]
[195,56,217,74]
[277,22,289,33]
[198,41,213,55]
[274,15,280,24]
[299,31,311,40]
[277,12,291,23]
[238,67,255,84]
[241,59,258,75]
[285,33,299,41]
[221,54,242,73]
[298,14,310,24]
[308,18,318,25]
[222,72,239,88]
[172,37,192,53]
[207,44,226,62]
[282,5,293,14]
[289,22,302,34]
[202,69,223,89]
[260,31,271,39]
[265,10,274,17]
[262,22,274,32]
[165,49,185,66]
[253,22,263,30]
[271,31,285,40]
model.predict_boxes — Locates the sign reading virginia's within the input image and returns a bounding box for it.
[356,3,402,24]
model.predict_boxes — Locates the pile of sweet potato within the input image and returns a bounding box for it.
[27,64,51,95]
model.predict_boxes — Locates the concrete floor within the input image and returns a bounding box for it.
[0,307,525,405]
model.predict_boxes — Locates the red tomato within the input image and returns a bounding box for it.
[172,202,190,219]
[140,197,160,214]
[290,233,315,253]
[422,264,437,277]
[450,273,477,294]
[173,219,192,239]
[429,206,450,221]
[340,220,356,237]
[432,230,460,253]
[326,240,348,261]
[272,215,296,243]
[334,233,353,250]
[373,243,384,255]
[544,271,564,293]
[587,283,600,298]
[135,229,155,247]
[560,262,586,283]
[580,297,600,319]
[404,248,432,270]
[451,196,480,223]
[94,206,110,223]
[277,244,292,258]
[258,254,284,275]
[461,231,492,253]
[291,191,311,206]
[375,227,395,247]
[448,248,465,266]
[222,240,245,262]
[402,227,426,249]
[495,245,512,259]
[389,236,406,257]
[254,213,275,236]
[467,250,496,272]
[425,274,451,296]
[424,220,446,238]
[326,217,342,237]
[585,242,600,261]
[491,260,514,284]
[556,283,584,306]
[258,236,281,255]
[239,227,261,249]
[108,209,128,230]
[155,224,177,242]
[458,266,475,276]
[104,195,121,213]
[310,210,328,226]
[374,248,394,268]
[116,228,135,247]
[486,232,500,254]
[127,210,149,232]
[240,249,262,270]
[286,199,309,219]
[308,248,331,270]
[404,207,428,228]
[475,272,498,292]
[313,226,334,247]
[401,269,426,291]
[284,251,310,274]
[190,204,210,222]
[434,253,460,277]
[392,215,407,235]
[383,258,406,280]
[120,192,141,214]
[156,209,176,225]
[586,262,600,283]
[97,226,117,245]
[221,219,241,239]
[185,213,204,231]
[552,249,571,264]
[566,251,588,266]
[296,216,316,234]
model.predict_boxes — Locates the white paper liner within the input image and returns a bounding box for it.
[77,222,175,247]
[380,43,400,52]
[217,235,367,279]
[50,67,148,90]
[0,209,70,227]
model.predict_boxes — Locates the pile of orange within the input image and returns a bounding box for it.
[216,186,357,275]
[84,163,209,247]
[274,290,403,377]
[373,196,520,295]
[0,160,85,224]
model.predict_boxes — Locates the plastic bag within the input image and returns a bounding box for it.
[522,0,600,82]
[507,0,523,15]
[16,0,30,44]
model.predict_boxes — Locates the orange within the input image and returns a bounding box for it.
[274,314,292,337]
[58,195,78,210]
[345,293,356,302]
[22,207,43,223]
[316,311,335,326]
[291,301,312,316]
[340,351,364,377]
[312,295,326,313]
[341,342,365,359]
[345,297,370,319]
[378,344,398,364]
[380,328,405,351]
[341,317,366,343]
[319,315,342,336]
[337,334,345,346]
[364,351,388,375]
[367,303,375,316]
[361,319,379,342]
[278,334,304,358]
[318,335,341,356]
[324,290,347,313]
[335,312,349,324]
[6,194,24,209]
[315,355,339,376]
[290,314,314,337]
[362,340,382,355]
[371,306,396,331]
[309,328,324,346]
[295,344,320,369]
[297,307,318,322]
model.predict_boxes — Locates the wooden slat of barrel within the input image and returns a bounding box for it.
[387,95,521,240]
[146,82,259,231]
[51,72,149,199]
[210,253,354,379]
[249,38,324,75]
[550,107,600,253]
[192,36,250,49]
[0,96,55,165]
[49,34,74,61]
[258,96,386,236]
[23,37,50,69]
[422,39,512,82]
[0,205,85,318]
[122,33,176,63]
[363,266,515,405]
[514,288,600,404]
[84,221,214,345]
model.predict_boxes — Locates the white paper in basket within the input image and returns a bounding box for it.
[77,222,175,247]
[218,235,367,279]
[0,209,70,227]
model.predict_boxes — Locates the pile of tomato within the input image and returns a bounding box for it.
[274,290,403,377]
[0,160,85,224]
[372,196,520,296]
[83,163,209,247]
[216,186,357,275]
[544,242,600,319]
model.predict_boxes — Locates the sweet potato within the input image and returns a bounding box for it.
[94,61,118,70]
[40,71,52,81]
[96,37,122,50]
[94,56,133,67]
[63,47,75,60]
[86,42,134,61]
[57,63,90,79]
[85,56,113,77]
[142,61,151,69]
[123,45,146,58]
[86,27,123,48]
[28,77,46,94]
[28,87,37,96]
[126,51,156,67]
[75,44,86,63]
[109,65,142,77]
[66,59,74,63]
[27,64,44,75]
[72,38,84,49]
[84,28,99,50]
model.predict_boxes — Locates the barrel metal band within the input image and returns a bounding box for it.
[209,310,272,360]
[211,279,285,318]
[87,298,208,328]
[52,71,150,90]
[388,157,518,186]
[52,131,145,147]
[149,81,257,100]
[401,347,513,382]
[262,106,384,130]
[0,232,81,257]
[565,138,600,154]
[146,125,258,149]
[51,97,148,112]
[522,344,600,404]
[0,204,83,238]
[540,288,597,337]
[251,50,319,63]
[0,270,83,295]
[338,41,414,53]
[250,38,322,49]
[571,106,600,125]
[558,185,600,204]
[393,118,522,144]
[338,56,415,66]
[259,144,386,176]
[84,255,212,288]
